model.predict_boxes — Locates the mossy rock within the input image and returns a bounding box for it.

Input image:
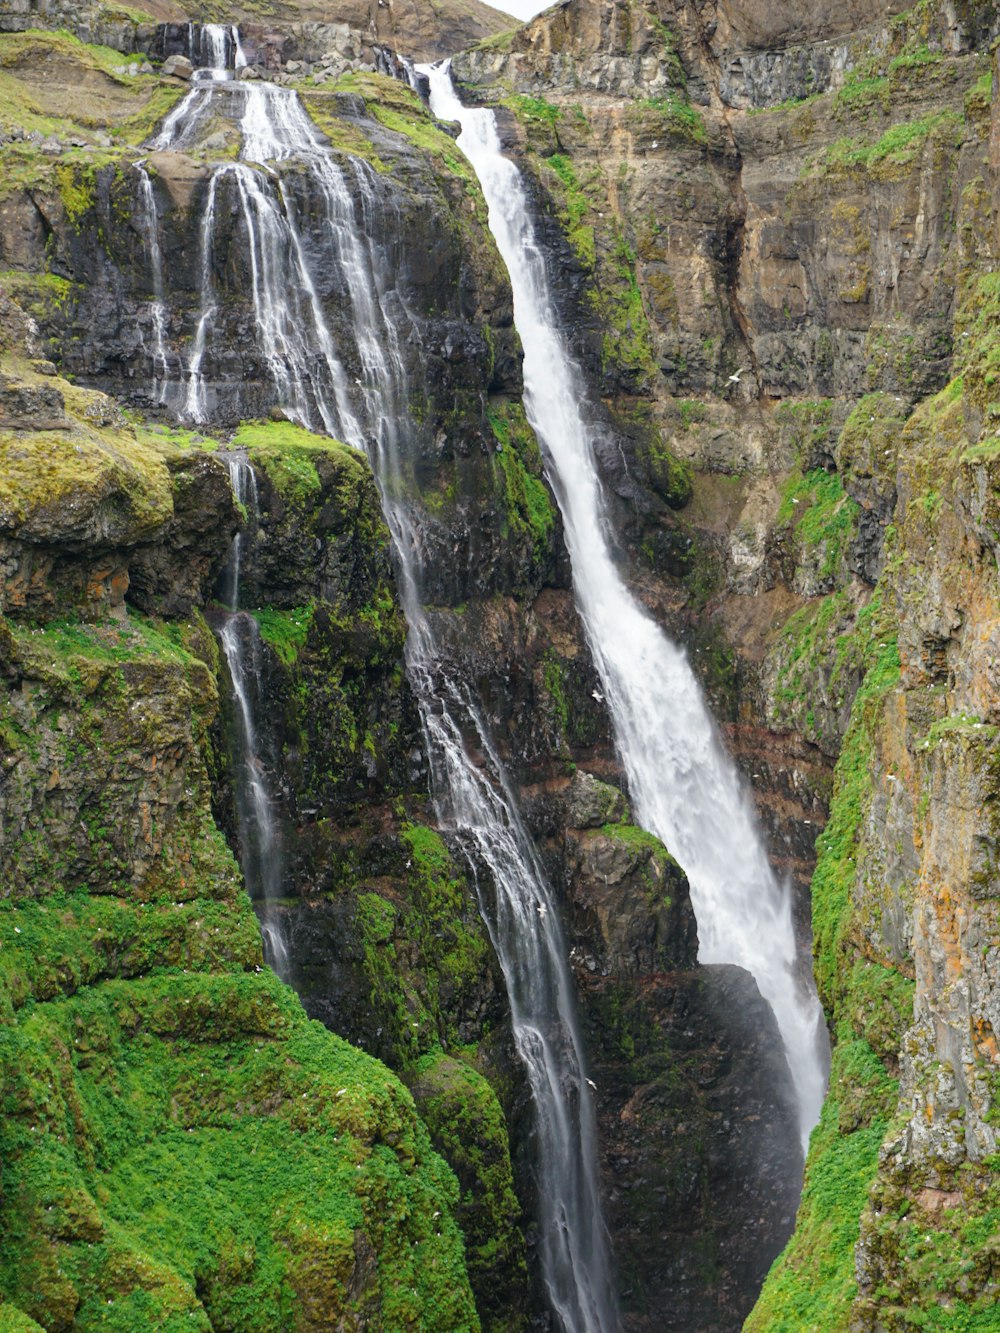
[0,608,479,1329]
[407,1050,529,1333]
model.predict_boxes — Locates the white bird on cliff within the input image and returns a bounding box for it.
[727,367,748,384]
[585,1077,597,1090]
[592,688,604,703]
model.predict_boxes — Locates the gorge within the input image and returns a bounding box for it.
[1,1,999,1331]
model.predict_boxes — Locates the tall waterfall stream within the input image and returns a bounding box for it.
[216,451,292,981]
[422,63,828,1151]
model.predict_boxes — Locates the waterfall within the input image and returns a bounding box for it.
[133,164,169,402]
[146,49,620,1332]
[422,63,828,1149]
[150,22,244,150]
[216,451,291,981]
[326,180,621,1333]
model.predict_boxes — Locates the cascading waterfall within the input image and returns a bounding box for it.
[216,451,291,981]
[145,39,620,1332]
[423,62,829,1149]
[133,164,169,400]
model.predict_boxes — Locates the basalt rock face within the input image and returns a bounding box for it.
[0,0,514,63]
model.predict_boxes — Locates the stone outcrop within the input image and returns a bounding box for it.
[0,0,516,63]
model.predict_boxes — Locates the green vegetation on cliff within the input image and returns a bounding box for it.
[0,608,478,1331]
[407,1052,528,1333]
[0,30,184,199]
[487,400,556,562]
[749,594,908,1331]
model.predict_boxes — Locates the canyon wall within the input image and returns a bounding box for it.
[2,0,1000,1329]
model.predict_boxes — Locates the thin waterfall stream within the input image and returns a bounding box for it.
[146,28,619,1332]
[216,451,291,981]
[422,62,829,1150]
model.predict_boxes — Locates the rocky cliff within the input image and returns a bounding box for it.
[2,0,1000,1330]
[453,0,1000,1327]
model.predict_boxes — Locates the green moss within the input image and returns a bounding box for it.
[0,609,477,1329]
[834,75,891,118]
[600,822,678,868]
[233,419,354,506]
[487,401,556,561]
[542,152,595,268]
[922,712,998,748]
[0,973,477,1330]
[0,31,184,169]
[771,589,864,748]
[590,231,656,378]
[296,92,390,172]
[471,27,519,54]
[954,273,1000,417]
[811,599,901,1012]
[505,94,561,131]
[964,70,993,132]
[778,468,860,584]
[131,421,224,456]
[252,606,314,666]
[637,93,707,144]
[747,1035,897,1332]
[641,434,692,508]
[752,585,911,1328]
[0,1305,46,1331]
[541,653,570,739]
[353,826,492,1069]
[332,72,478,185]
[0,397,173,536]
[816,110,964,180]
[407,1051,527,1333]
[774,397,835,464]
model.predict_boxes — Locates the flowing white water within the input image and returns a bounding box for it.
[133,164,169,400]
[150,53,620,1329]
[423,62,828,1149]
[316,152,619,1329]
[217,452,291,980]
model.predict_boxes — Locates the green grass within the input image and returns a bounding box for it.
[778,468,860,584]
[252,606,314,666]
[232,419,352,505]
[750,590,906,1330]
[544,153,595,268]
[487,402,555,561]
[818,111,964,179]
[0,611,479,1328]
[638,94,707,144]
[747,1035,898,1332]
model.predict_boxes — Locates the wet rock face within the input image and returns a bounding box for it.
[515,768,801,1331]
[582,963,802,1333]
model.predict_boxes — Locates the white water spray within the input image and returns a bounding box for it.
[423,62,828,1148]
